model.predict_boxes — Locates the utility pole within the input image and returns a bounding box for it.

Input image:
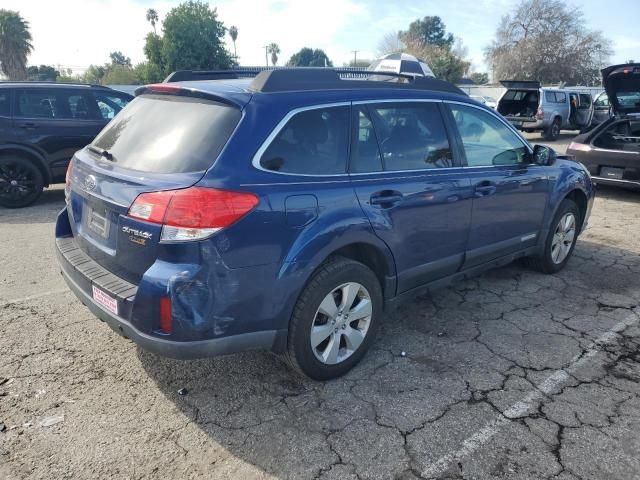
[263,46,269,67]
[351,50,358,66]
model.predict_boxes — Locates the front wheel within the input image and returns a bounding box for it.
[543,118,561,141]
[0,156,44,208]
[524,199,580,274]
[286,256,382,380]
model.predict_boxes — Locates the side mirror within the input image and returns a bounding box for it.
[532,144,557,166]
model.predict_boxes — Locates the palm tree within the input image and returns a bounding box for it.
[268,43,280,66]
[229,26,238,60]
[146,8,158,34]
[0,10,33,80]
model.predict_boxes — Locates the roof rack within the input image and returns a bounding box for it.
[0,80,110,88]
[249,68,465,95]
[164,69,267,82]
[165,68,465,96]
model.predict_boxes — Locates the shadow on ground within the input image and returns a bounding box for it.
[138,236,640,479]
[0,187,65,225]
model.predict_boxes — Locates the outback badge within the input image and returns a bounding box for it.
[122,226,152,245]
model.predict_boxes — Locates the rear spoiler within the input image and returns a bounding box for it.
[500,80,541,90]
[133,84,243,108]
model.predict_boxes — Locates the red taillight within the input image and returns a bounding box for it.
[64,160,73,201]
[147,83,183,94]
[159,297,172,334]
[536,108,544,120]
[128,187,259,242]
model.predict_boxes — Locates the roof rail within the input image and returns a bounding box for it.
[0,80,110,88]
[248,68,465,95]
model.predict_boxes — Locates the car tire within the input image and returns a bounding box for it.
[0,156,44,208]
[524,199,580,274]
[543,118,561,141]
[286,256,382,380]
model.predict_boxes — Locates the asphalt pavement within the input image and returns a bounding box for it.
[1,169,640,479]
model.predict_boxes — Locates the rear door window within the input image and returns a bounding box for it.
[15,89,101,120]
[93,92,131,119]
[350,106,383,173]
[92,94,242,174]
[368,102,453,171]
[259,106,350,174]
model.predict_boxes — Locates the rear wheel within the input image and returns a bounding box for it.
[286,256,382,380]
[543,118,561,141]
[524,199,579,274]
[0,156,44,208]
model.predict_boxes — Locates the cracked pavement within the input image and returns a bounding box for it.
[1,184,640,480]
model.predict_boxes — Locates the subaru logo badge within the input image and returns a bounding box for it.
[84,175,97,192]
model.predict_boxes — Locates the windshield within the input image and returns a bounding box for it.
[91,94,241,174]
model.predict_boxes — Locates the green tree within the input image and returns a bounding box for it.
[81,64,106,84]
[160,1,232,72]
[27,64,59,81]
[146,8,158,34]
[267,43,280,66]
[133,61,165,84]
[399,16,454,50]
[0,10,33,80]
[143,32,163,65]
[469,72,489,84]
[287,48,333,67]
[109,51,131,66]
[229,25,238,59]
[102,64,138,84]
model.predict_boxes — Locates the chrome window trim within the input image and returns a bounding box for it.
[251,98,535,178]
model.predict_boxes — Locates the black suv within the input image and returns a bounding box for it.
[0,82,132,208]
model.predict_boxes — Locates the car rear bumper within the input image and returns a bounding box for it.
[56,235,284,359]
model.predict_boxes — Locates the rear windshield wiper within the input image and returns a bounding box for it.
[87,145,114,161]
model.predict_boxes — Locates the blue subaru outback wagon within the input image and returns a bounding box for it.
[55,69,595,380]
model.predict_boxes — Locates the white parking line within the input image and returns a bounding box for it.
[0,288,70,308]
[421,311,640,478]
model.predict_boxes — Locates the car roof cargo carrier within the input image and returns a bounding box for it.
[165,68,466,96]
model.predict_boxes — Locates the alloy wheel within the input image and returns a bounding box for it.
[551,212,576,264]
[0,162,38,203]
[310,282,373,365]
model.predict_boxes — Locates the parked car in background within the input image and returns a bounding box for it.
[591,91,613,127]
[497,81,594,140]
[0,82,132,208]
[568,63,640,190]
[470,95,497,109]
[56,68,594,380]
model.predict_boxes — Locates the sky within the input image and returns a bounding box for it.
[3,0,640,75]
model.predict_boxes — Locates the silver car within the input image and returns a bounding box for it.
[497,81,594,140]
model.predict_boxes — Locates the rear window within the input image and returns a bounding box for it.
[91,94,241,174]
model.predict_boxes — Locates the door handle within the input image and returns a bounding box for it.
[19,122,39,129]
[474,182,497,197]
[370,190,403,207]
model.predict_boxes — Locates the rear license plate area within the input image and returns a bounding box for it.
[85,205,110,238]
[600,166,624,180]
[92,285,118,315]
